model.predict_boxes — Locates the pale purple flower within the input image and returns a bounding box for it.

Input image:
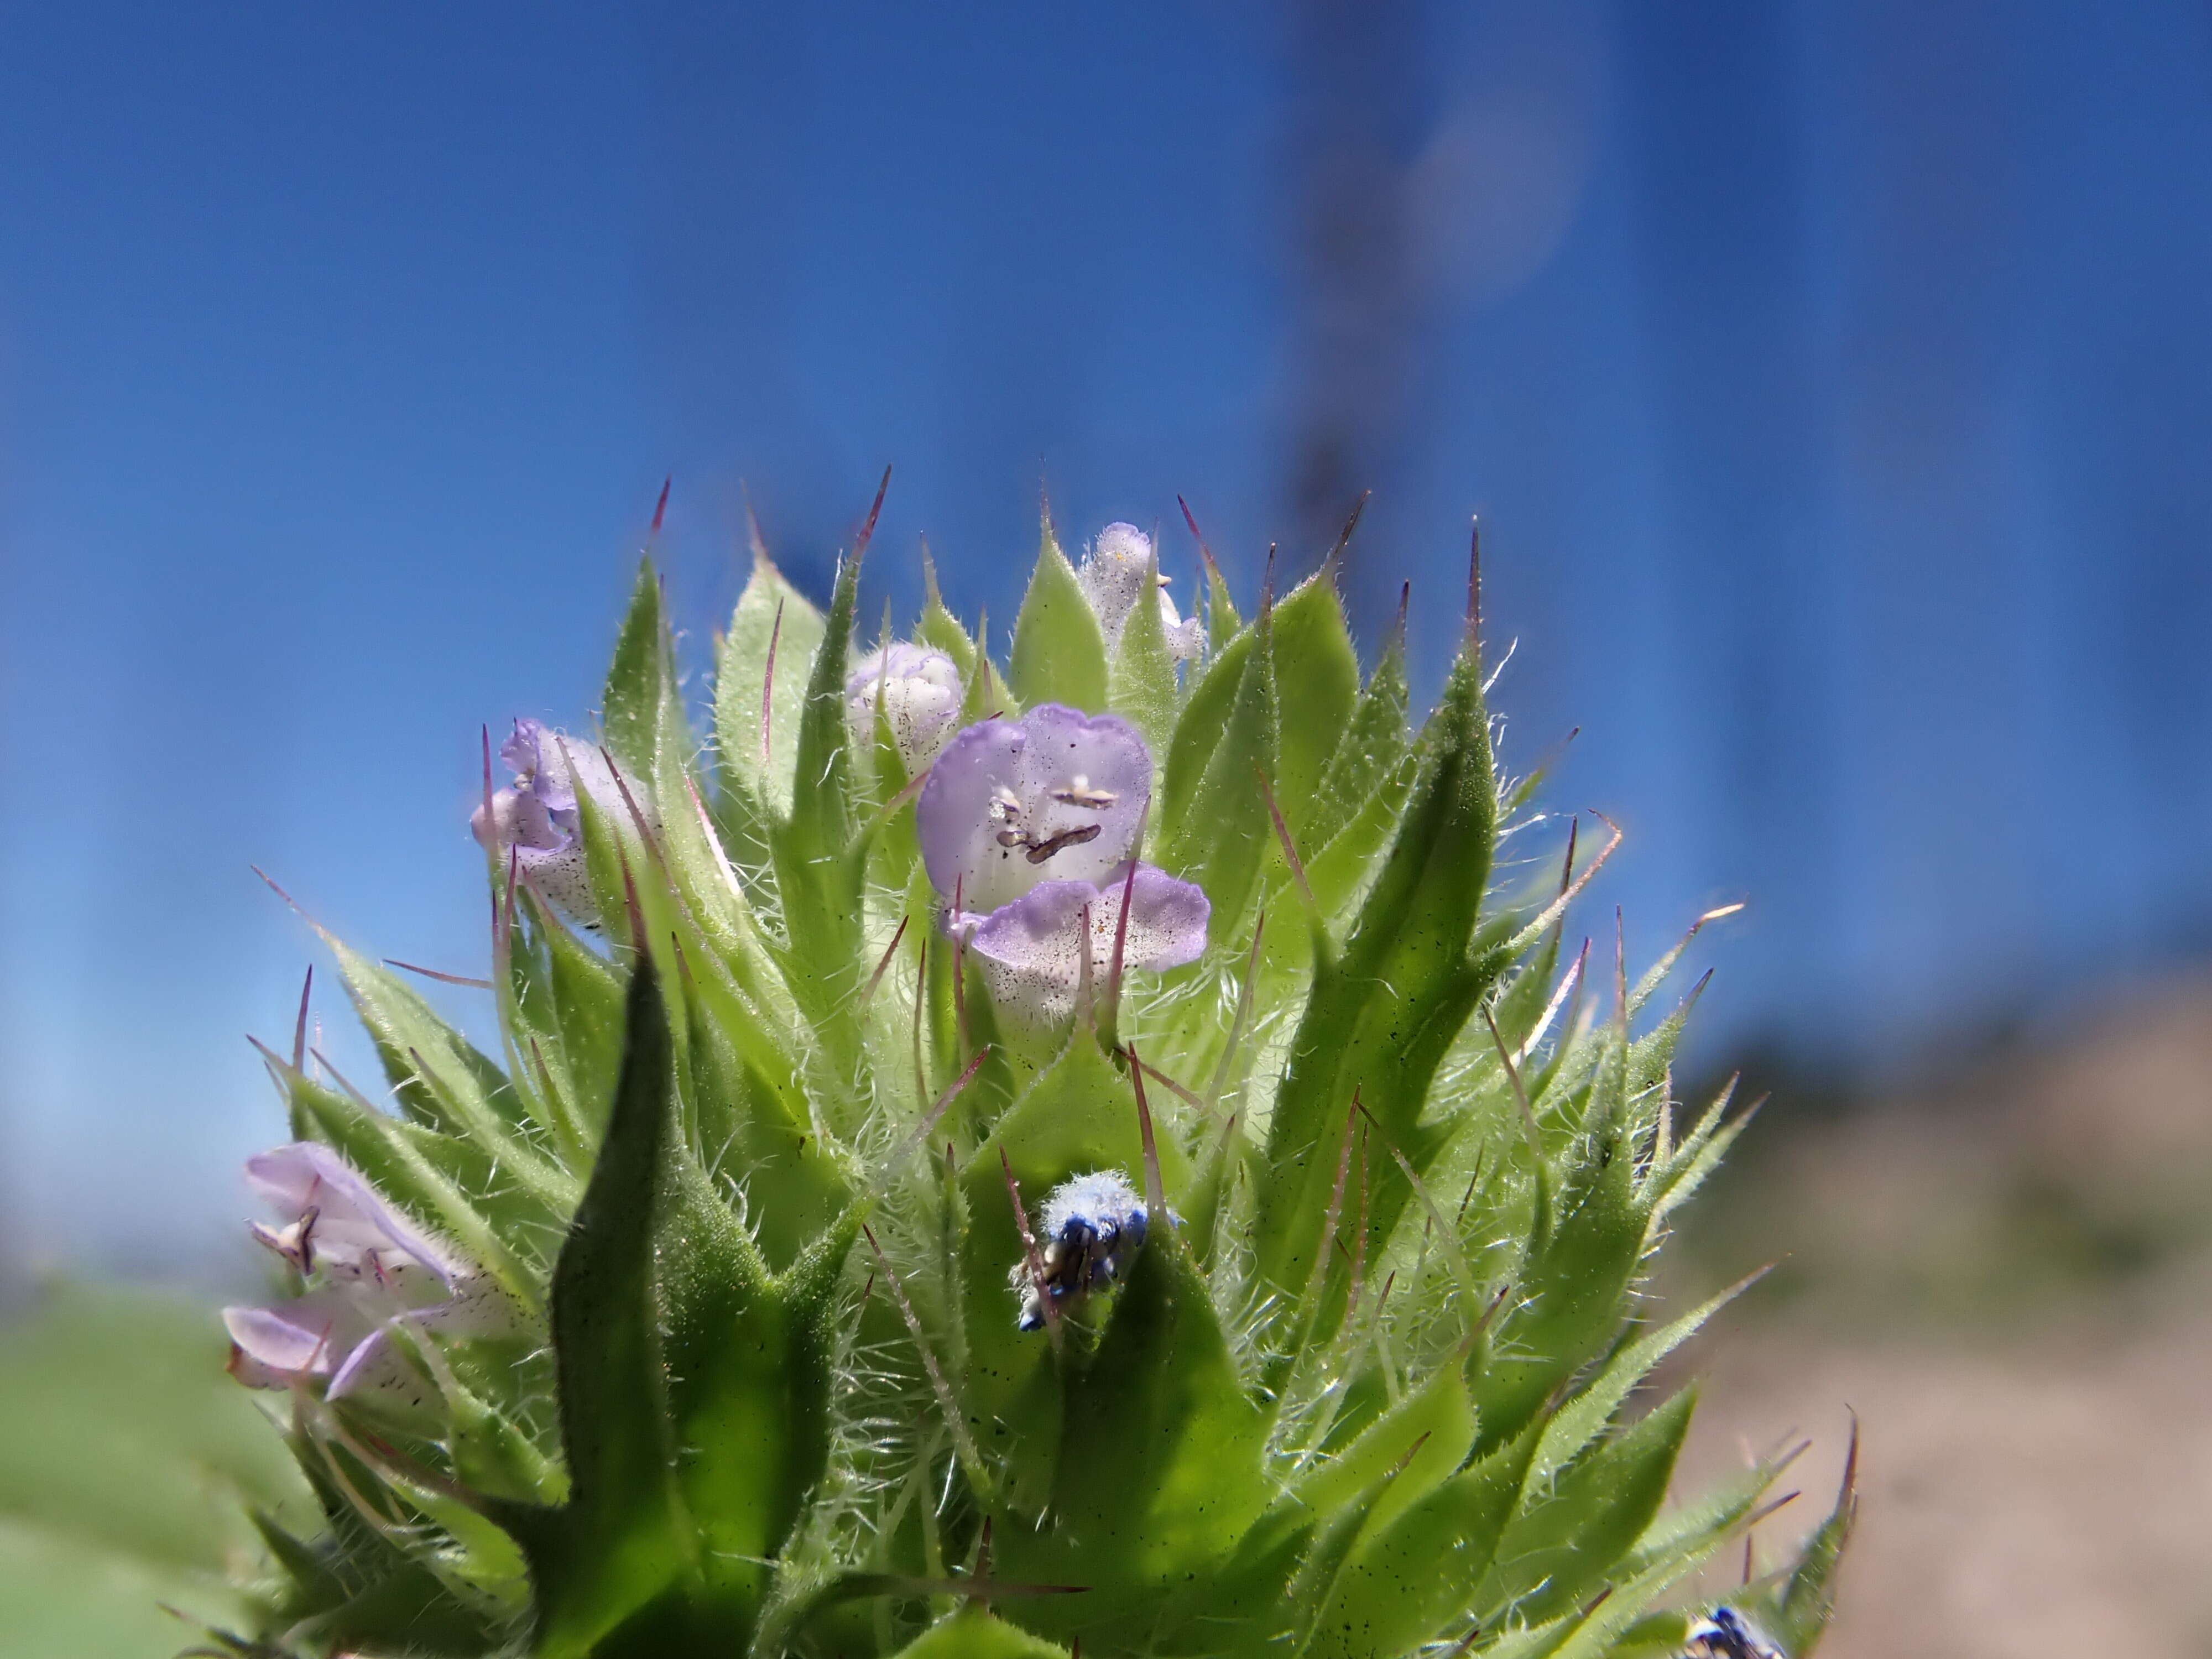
[470,717,639,922]
[1077,523,1202,663]
[918,705,1208,1019]
[967,860,1211,1022]
[918,704,1155,921]
[844,643,963,771]
[223,1143,513,1414]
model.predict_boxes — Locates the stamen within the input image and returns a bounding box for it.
[1048,775,1119,810]
[1022,822,1102,864]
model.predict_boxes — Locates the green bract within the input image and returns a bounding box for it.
[219,500,1851,1658]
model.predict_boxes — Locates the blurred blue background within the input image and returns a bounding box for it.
[5,1,2210,1280]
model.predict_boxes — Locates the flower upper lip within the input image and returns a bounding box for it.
[916,703,1154,920]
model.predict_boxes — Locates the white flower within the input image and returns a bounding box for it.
[1077,523,1202,662]
[844,643,964,771]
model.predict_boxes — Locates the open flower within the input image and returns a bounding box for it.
[844,642,963,771]
[1077,522,1202,662]
[223,1142,513,1417]
[470,717,638,924]
[917,705,1208,1019]
[918,704,1154,920]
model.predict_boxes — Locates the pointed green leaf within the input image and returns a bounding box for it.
[917,546,978,678]
[1107,538,1180,757]
[1307,625,1410,848]
[680,957,846,1271]
[1288,1360,1477,1542]
[513,891,627,1147]
[1269,565,1360,830]
[443,1375,566,1505]
[1009,515,1108,712]
[1618,1450,1782,1587]
[1284,627,1413,913]
[1159,606,1276,928]
[762,550,872,1053]
[1478,1387,1695,1625]
[893,1609,1071,1657]
[1531,1276,1750,1491]
[1296,744,1419,924]
[715,549,828,820]
[997,1225,1270,1648]
[1204,550,1243,652]
[786,549,864,861]
[952,1035,1188,1511]
[564,751,697,1086]
[1303,1426,1537,1659]
[326,938,578,1217]
[504,962,836,1657]
[1767,1426,1858,1657]
[960,621,1017,724]
[602,557,667,780]
[1160,623,1253,841]
[1470,1104,1650,1453]
[1652,1088,1757,1223]
[1256,640,1498,1302]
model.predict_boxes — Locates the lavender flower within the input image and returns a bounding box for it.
[470,716,635,923]
[1077,521,1202,662]
[223,1142,511,1416]
[917,703,1155,920]
[917,705,1208,1019]
[844,642,963,771]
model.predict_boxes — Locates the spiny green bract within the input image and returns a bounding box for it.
[222,500,1852,1659]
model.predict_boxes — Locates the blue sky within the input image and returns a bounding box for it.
[6,2,2211,1277]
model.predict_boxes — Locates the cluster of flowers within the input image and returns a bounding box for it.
[225,522,1202,1392]
[223,1142,514,1407]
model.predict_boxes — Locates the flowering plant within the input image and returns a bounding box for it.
[215,488,1851,1658]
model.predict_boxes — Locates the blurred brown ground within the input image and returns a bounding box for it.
[1660,975,2212,1658]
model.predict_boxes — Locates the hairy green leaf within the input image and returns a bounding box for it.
[716,549,828,821]
[502,962,838,1657]
[1268,564,1359,832]
[1010,516,1108,712]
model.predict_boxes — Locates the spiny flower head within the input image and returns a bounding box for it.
[213,488,1853,1659]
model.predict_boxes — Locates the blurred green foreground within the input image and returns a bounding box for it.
[0,1282,310,1657]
